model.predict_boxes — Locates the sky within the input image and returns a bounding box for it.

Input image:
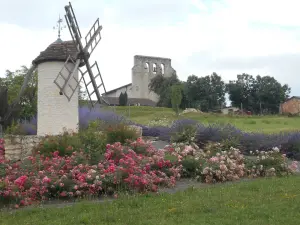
[1,0,300,99]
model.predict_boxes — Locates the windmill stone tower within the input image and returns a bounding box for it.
[31,2,107,136]
[32,40,79,136]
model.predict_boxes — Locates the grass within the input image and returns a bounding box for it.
[1,176,300,225]
[105,106,300,133]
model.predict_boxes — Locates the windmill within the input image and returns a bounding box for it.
[54,2,108,107]
[0,2,108,136]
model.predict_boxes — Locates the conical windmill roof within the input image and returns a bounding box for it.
[32,40,78,65]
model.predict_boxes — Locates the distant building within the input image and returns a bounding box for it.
[102,55,176,106]
[221,106,239,115]
[280,96,300,115]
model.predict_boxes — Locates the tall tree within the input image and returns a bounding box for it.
[119,92,127,106]
[227,74,290,114]
[185,73,226,112]
[171,84,183,115]
[226,73,256,111]
[149,73,181,107]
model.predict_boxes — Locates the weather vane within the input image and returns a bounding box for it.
[53,14,66,39]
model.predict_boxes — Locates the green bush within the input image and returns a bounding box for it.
[79,121,107,164]
[181,156,201,178]
[33,131,82,157]
[171,124,197,144]
[4,121,26,135]
[105,123,139,144]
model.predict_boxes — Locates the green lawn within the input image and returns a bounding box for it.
[106,106,300,133]
[1,176,300,225]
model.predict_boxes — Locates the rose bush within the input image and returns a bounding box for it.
[0,137,298,209]
[164,142,298,184]
[0,138,181,209]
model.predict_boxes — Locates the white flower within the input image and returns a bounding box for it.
[96,176,100,180]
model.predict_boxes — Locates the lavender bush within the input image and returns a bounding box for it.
[12,107,300,158]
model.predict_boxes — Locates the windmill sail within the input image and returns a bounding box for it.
[57,1,108,106]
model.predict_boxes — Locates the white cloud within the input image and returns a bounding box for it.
[1,0,300,97]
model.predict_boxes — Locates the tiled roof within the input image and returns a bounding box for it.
[32,40,78,65]
[102,97,157,106]
[284,96,300,103]
[82,97,157,107]
[103,83,132,95]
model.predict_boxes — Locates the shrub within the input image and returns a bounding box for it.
[79,121,107,164]
[33,130,82,157]
[0,139,181,209]
[164,142,297,183]
[105,123,139,144]
[171,124,197,144]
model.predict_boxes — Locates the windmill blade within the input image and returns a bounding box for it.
[84,18,102,55]
[65,2,84,53]
[3,64,37,121]
[80,61,108,106]
[54,56,81,101]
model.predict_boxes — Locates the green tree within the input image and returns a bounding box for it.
[119,92,127,106]
[185,73,226,112]
[149,73,181,107]
[0,66,37,121]
[171,84,183,115]
[123,91,128,106]
[227,74,290,114]
[226,73,256,111]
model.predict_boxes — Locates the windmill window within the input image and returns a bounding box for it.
[153,63,157,74]
[145,62,150,72]
[161,63,165,75]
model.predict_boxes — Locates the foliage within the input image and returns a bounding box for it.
[0,139,4,162]
[78,121,107,164]
[32,131,82,157]
[170,84,182,115]
[104,123,139,144]
[0,66,37,123]
[165,142,297,183]
[185,73,226,112]
[149,73,184,107]
[119,92,128,106]
[245,147,294,177]
[170,124,197,144]
[227,73,290,114]
[0,139,181,209]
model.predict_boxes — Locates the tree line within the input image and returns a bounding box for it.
[0,66,292,123]
[149,72,291,114]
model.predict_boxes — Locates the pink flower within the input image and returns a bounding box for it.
[14,175,28,187]
[42,176,51,184]
[209,157,219,163]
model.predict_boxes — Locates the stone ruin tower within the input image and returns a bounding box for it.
[32,39,79,136]
[131,55,176,103]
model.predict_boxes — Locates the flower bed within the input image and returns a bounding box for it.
[0,137,298,210]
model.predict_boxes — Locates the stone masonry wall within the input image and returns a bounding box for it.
[4,135,43,161]
[281,98,300,115]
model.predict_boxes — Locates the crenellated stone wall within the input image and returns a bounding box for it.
[4,135,43,160]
